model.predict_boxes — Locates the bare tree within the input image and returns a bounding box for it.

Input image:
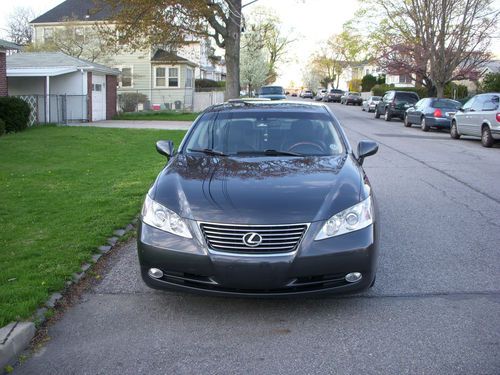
[6,7,35,45]
[362,0,499,97]
[99,0,244,99]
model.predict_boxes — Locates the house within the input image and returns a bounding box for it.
[7,52,119,123]
[0,39,21,96]
[30,0,226,111]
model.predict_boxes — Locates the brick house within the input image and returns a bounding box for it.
[0,39,21,96]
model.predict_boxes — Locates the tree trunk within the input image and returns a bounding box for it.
[224,0,242,100]
[436,83,444,98]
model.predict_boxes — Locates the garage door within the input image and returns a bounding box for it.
[92,75,106,121]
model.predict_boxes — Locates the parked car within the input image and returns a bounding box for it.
[341,92,363,105]
[300,89,314,99]
[258,85,287,100]
[450,93,500,147]
[315,89,327,101]
[291,92,298,97]
[362,96,381,112]
[138,100,379,296]
[404,98,461,131]
[323,89,344,102]
[375,91,420,121]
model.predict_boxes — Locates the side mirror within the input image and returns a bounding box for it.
[458,107,464,112]
[156,140,174,158]
[357,140,379,165]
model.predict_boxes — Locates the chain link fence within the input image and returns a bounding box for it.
[17,94,88,125]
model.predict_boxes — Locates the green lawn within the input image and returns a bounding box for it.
[0,126,186,327]
[113,111,199,121]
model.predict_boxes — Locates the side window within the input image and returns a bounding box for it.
[414,99,424,109]
[462,97,475,112]
[471,96,485,112]
[481,95,499,111]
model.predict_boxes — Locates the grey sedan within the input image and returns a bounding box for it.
[404,98,461,131]
[362,96,381,112]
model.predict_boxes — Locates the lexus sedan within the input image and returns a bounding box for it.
[138,100,379,296]
[404,98,461,131]
[341,92,363,106]
[257,85,287,100]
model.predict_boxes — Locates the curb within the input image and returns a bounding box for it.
[0,218,138,370]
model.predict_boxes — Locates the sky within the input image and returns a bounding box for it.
[1,0,499,86]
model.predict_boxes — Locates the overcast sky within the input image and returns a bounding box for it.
[1,0,499,86]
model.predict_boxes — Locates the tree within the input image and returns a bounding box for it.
[240,47,268,95]
[481,73,500,92]
[6,7,35,45]
[242,6,295,84]
[358,0,499,97]
[100,0,244,100]
[361,74,377,92]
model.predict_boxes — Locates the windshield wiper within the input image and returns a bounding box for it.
[187,148,228,157]
[237,149,305,156]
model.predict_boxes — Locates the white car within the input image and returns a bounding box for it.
[362,96,381,112]
[451,93,500,147]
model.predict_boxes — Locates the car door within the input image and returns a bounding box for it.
[409,99,425,124]
[456,97,475,135]
[469,95,486,136]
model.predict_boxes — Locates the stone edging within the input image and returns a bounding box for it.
[0,218,138,371]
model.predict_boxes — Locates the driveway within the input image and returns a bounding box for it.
[15,101,500,374]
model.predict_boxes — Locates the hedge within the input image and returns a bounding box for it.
[371,84,427,99]
[0,118,5,137]
[0,97,31,133]
[195,79,225,89]
[118,93,148,113]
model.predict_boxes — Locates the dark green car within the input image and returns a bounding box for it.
[375,91,420,121]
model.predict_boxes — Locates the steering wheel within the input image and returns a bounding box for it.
[287,142,325,153]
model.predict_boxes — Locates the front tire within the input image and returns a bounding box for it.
[404,114,412,127]
[421,117,430,131]
[450,121,461,139]
[481,126,494,147]
[375,107,381,119]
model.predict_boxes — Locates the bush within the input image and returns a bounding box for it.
[0,119,5,137]
[444,82,468,99]
[371,84,427,99]
[361,74,378,92]
[195,79,225,90]
[118,93,148,113]
[0,97,31,133]
[481,73,500,93]
[348,79,362,92]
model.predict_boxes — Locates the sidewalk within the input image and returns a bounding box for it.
[69,120,192,130]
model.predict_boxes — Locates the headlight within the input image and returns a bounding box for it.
[141,194,192,238]
[315,196,373,240]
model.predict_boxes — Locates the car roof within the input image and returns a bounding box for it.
[207,100,330,114]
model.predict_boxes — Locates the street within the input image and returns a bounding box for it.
[16,101,500,374]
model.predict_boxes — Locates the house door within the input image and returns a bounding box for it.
[92,75,106,121]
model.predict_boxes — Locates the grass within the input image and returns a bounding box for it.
[113,111,199,121]
[0,126,186,327]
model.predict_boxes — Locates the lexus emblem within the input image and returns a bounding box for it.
[242,232,262,247]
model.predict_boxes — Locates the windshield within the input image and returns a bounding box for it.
[371,96,381,101]
[184,110,345,157]
[350,93,360,96]
[259,86,284,95]
[396,92,419,104]
[330,89,343,93]
[432,99,461,109]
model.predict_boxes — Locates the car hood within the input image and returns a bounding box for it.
[152,154,363,224]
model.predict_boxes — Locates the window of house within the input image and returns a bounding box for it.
[92,84,102,92]
[168,68,179,87]
[120,67,132,87]
[185,68,193,88]
[399,74,412,84]
[44,28,54,43]
[155,66,179,87]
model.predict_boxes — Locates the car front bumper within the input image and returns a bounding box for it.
[137,220,378,296]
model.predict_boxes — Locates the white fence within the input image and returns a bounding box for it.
[193,91,225,112]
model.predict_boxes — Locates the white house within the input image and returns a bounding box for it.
[7,52,119,123]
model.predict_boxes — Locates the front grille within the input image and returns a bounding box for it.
[199,222,309,254]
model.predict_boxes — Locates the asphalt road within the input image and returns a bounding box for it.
[16,100,500,374]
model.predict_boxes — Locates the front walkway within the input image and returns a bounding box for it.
[69,120,192,130]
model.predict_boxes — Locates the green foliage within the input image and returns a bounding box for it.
[0,126,186,326]
[371,84,427,98]
[0,97,31,133]
[349,79,362,92]
[481,73,500,92]
[118,93,148,113]
[361,74,378,91]
[377,74,386,84]
[444,82,468,99]
[195,79,225,90]
[0,119,5,137]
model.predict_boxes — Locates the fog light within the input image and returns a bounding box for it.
[148,268,163,279]
[345,272,362,283]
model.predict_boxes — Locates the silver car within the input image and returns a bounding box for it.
[451,93,500,147]
[362,96,381,112]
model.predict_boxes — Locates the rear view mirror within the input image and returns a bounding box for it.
[156,140,174,158]
[357,140,379,165]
